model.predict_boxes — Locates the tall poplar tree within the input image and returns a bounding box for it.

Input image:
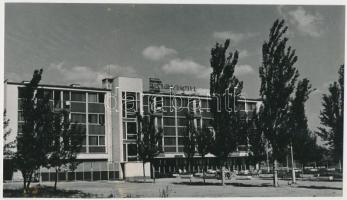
[317,65,344,167]
[14,69,54,192]
[136,113,163,182]
[210,39,243,185]
[258,19,299,187]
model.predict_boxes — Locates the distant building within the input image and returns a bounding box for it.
[3,76,261,181]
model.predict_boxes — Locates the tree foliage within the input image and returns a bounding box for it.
[48,109,85,190]
[259,19,299,159]
[13,69,54,192]
[136,113,163,181]
[288,78,322,166]
[317,65,344,163]
[248,110,267,165]
[258,19,299,186]
[196,126,214,183]
[3,110,16,158]
[182,112,197,173]
[210,39,243,161]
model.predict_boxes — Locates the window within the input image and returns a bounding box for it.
[163,117,175,126]
[89,136,98,145]
[178,137,184,145]
[71,92,86,102]
[71,102,86,112]
[18,111,24,122]
[18,87,25,98]
[177,118,187,126]
[128,144,137,156]
[88,114,98,123]
[88,93,98,103]
[127,122,137,134]
[63,91,70,101]
[98,93,104,103]
[54,90,61,109]
[164,146,176,153]
[71,113,86,123]
[164,137,176,145]
[99,136,105,145]
[163,127,176,136]
[99,114,105,125]
[123,122,126,139]
[18,99,24,110]
[177,127,186,136]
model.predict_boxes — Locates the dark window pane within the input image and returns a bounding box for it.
[177,127,185,136]
[128,144,137,156]
[63,91,70,101]
[99,136,105,145]
[177,118,187,126]
[178,146,184,152]
[99,114,105,125]
[18,99,24,110]
[164,146,176,153]
[163,97,171,106]
[89,146,105,153]
[88,103,104,113]
[71,113,86,123]
[18,111,24,122]
[81,137,86,145]
[163,127,176,136]
[164,137,176,145]
[71,92,86,102]
[88,114,98,123]
[18,87,25,98]
[178,137,184,145]
[163,117,175,126]
[143,95,149,106]
[89,136,98,145]
[123,122,126,139]
[127,134,137,140]
[98,93,105,103]
[71,102,86,112]
[54,90,61,109]
[18,122,24,133]
[88,93,98,103]
[127,122,137,134]
[123,144,127,161]
[89,125,105,135]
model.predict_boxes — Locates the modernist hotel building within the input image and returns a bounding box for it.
[4,76,261,181]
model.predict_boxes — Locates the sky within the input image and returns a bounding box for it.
[4,3,345,138]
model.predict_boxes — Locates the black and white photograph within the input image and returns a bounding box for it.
[1,1,345,198]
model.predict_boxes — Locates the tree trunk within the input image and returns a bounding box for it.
[202,156,206,184]
[22,171,27,193]
[54,168,58,191]
[273,159,279,187]
[152,163,156,183]
[221,166,225,186]
[143,162,146,182]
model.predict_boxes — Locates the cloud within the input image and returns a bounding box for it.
[238,50,249,59]
[142,45,177,61]
[234,64,255,76]
[213,31,255,43]
[46,62,137,87]
[161,58,211,78]
[278,6,323,37]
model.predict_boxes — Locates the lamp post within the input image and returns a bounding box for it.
[290,142,296,184]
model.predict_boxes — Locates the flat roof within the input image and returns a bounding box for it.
[143,91,261,101]
[6,81,111,92]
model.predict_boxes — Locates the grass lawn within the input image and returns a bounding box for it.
[3,177,343,198]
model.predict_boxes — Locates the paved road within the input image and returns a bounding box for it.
[3,177,342,197]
